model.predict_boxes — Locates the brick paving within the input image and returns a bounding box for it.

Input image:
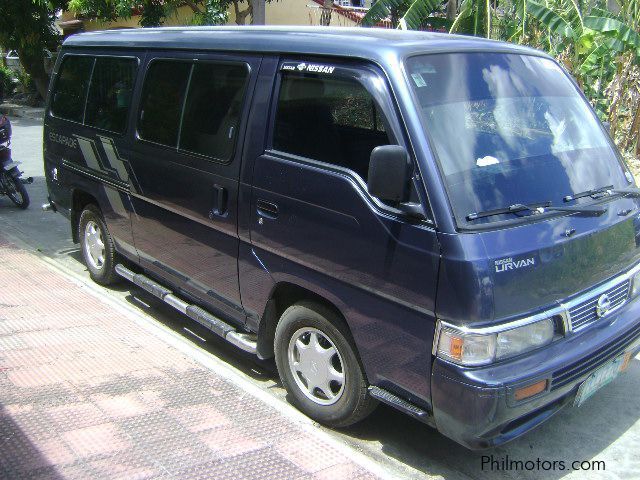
[0,235,383,480]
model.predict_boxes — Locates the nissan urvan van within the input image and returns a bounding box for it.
[43,26,640,449]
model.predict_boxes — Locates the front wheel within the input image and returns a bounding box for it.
[274,301,378,427]
[2,172,29,209]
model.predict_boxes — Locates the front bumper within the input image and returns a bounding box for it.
[431,296,640,449]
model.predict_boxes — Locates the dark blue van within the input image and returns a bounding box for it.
[43,26,640,449]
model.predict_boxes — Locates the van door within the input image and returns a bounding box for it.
[247,59,440,405]
[129,52,260,323]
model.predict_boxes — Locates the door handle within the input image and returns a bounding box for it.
[256,199,278,219]
[209,184,228,218]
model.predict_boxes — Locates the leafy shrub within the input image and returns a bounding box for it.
[14,68,34,94]
[0,64,15,100]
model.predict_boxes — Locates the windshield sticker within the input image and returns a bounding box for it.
[281,62,335,74]
[476,155,499,167]
[495,256,536,273]
[411,73,427,87]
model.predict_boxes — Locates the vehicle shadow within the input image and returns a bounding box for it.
[0,405,67,478]
[121,286,279,383]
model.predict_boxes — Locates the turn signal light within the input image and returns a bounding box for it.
[514,380,547,401]
[449,336,464,360]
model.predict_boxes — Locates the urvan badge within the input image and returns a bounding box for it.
[494,256,535,273]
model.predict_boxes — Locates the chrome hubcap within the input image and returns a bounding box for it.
[288,327,345,405]
[84,220,105,270]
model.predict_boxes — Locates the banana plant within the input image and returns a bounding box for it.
[449,0,493,37]
[361,0,445,29]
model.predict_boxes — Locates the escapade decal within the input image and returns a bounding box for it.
[281,62,336,74]
[48,132,78,149]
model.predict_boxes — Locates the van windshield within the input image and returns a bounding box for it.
[406,53,628,226]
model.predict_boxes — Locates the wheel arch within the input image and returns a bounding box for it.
[256,281,355,361]
[70,188,99,243]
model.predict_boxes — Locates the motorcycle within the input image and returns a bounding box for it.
[0,115,32,209]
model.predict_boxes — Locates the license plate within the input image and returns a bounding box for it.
[574,351,634,407]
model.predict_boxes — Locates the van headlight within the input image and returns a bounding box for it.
[631,269,640,297]
[436,318,556,366]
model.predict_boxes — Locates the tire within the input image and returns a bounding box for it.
[3,172,29,209]
[274,301,377,427]
[78,204,118,285]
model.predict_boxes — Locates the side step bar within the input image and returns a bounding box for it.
[115,264,257,354]
[368,386,434,425]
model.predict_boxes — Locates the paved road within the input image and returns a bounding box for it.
[2,116,640,480]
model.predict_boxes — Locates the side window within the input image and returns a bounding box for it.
[138,60,191,147]
[180,62,249,161]
[85,57,137,134]
[51,56,94,123]
[273,72,392,180]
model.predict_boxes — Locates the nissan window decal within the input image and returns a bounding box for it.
[280,62,337,74]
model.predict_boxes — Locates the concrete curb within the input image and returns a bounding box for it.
[0,103,44,121]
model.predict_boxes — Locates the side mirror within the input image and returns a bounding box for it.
[367,145,411,204]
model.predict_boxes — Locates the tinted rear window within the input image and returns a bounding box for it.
[51,56,94,123]
[84,57,137,134]
[179,63,249,160]
[138,60,191,147]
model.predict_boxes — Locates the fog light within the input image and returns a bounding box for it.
[514,380,547,401]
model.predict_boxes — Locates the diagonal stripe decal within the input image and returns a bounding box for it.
[98,135,130,183]
[74,134,139,193]
[76,137,103,172]
[74,134,129,217]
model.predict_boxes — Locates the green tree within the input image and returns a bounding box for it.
[68,0,273,27]
[0,0,68,100]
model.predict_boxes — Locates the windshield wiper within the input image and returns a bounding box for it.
[467,201,607,222]
[564,185,640,202]
[611,186,640,198]
[563,185,613,202]
[467,202,550,221]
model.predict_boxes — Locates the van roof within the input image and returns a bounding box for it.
[63,26,543,63]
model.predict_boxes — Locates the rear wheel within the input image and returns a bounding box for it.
[78,204,118,285]
[274,301,377,427]
[2,172,29,209]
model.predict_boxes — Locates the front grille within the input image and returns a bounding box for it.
[568,280,630,331]
[550,320,640,391]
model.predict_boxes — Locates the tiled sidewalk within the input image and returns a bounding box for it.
[0,235,381,480]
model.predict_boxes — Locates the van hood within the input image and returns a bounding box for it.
[436,197,640,324]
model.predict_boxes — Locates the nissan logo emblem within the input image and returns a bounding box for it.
[596,293,612,317]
